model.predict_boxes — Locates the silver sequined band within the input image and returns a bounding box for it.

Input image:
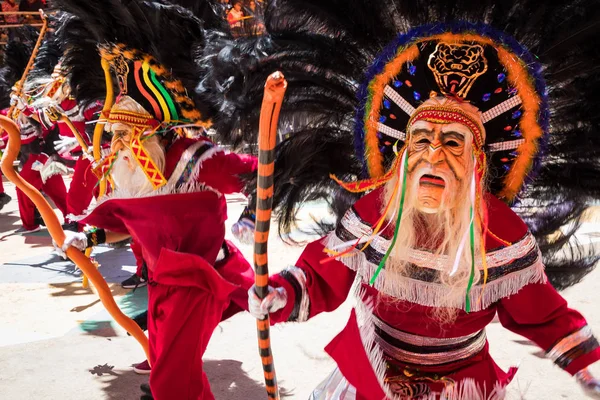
[547,325,595,363]
[373,315,483,347]
[481,95,523,123]
[341,208,373,238]
[384,85,416,116]
[377,123,406,141]
[284,266,310,322]
[340,209,537,270]
[374,327,487,365]
[488,139,525,152]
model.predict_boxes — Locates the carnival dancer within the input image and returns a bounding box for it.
[53,1,257,398]
[199,0,600,398]
[15,62,104,231]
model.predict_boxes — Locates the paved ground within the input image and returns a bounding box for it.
[1,174,600,400]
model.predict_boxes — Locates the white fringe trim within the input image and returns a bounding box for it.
[69,180,221,222]
[325,234,546,312]
[354,292,508,400]
[69,142,226,221]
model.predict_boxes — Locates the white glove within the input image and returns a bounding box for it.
[577,368,600,398]
[53,230,88,259]
[10,94,26,111]
[231,218,255,245]
[53,135,79,155]
[248,285,288,319]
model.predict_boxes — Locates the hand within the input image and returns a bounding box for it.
[44,105,64,122]
[231,217,255,245]
[10,94,26,111]
[52,231,88,259]
[577,368,600,398]
[248,285,287,319]
[53,135,79,155]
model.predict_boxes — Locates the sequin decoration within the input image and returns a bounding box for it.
[383,99,391,109]
[497,73,506,83]
[504,126,512,131]
[482,93,491,102]
[409,65,417,75]
[513,130,522,138]
[390,114,397,120]
[379,115,387,123]
[394,80,403,88]
[494,87,503,94]
[512,110,522,119]
[508,87,518,96]
[405,80,413,87]
[413,91,421,101]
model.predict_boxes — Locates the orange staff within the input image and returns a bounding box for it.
[253,71,287,399]
[0,115,150,362]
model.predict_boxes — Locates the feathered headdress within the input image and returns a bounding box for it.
[201,0,600,288]
[52,0,224,189]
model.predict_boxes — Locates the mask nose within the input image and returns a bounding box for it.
[424,140,445,165]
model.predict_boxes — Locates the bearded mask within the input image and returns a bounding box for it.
[105,96,167,192]
[405,98,483,213]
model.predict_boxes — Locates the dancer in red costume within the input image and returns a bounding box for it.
[52,1,257,398]
[198,0,600,398]
[16,63,105,230]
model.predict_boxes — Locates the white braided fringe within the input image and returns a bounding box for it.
[352,289,508,400]
[323,233,546,312]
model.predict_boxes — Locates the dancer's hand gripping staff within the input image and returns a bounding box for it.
[253,71,288,400]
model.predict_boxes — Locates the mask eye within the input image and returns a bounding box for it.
[445,140,460,147]
[417,138,430,145]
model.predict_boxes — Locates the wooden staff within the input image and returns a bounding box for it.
[93,58,115,198]
[0,115,150,361]
[8,9,48,120]
[254,71,287,399]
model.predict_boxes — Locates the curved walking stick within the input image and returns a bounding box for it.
[93,58,116,198]
[0,115,150,361]
[254,71,287,399]
[8,9,49,120]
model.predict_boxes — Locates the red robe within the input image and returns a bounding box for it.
[80,137,257,399]
[267,188,600,399]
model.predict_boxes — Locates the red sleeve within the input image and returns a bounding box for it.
[497,280,600,375]
[268,239,356,324]
[83,101,102,121]
[196,151,257,195]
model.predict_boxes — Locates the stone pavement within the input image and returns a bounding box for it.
[1,174,600,400]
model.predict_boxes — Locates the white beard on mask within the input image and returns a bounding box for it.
[111,148,157,197]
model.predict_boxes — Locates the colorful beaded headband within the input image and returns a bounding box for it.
[407,106,485,150]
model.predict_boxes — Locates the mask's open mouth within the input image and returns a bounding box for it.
[419,174,446,188]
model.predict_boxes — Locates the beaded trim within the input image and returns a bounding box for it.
[339,207,536,271]
[281,266,310,322]
[547,325,599,369]
[384,85,416,116]
[481,95,522,123]
[106,109,159,129]
[487,139,525,152]
[328,207,546,311]
[373,315,483,347]
[374,328,486,365]
[378,122,406,141]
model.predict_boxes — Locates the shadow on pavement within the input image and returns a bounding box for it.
[205,359,293,399]
[96,364,147,400]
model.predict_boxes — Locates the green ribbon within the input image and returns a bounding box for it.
[464,207,476,312]
[370,151,409,285]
